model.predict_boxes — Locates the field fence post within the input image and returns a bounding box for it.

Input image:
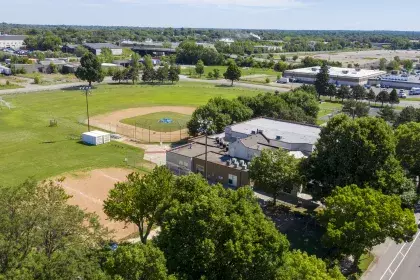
[149,126,151,143]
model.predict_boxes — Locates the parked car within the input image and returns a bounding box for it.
[277,77,289,84]
[409,87,420,95]
[376,84,381,88]
[398,92,407,98]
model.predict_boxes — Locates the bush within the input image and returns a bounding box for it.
[5,80,10,86]
[265,77,270,83]
[34,75,41,84]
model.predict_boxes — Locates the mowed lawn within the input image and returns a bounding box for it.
[121,111,191,132]
[181,65,279,78]
[0,82,263,185]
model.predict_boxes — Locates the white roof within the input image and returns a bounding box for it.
[228,118,321,145]
[83,130,110,137]
[289,151,306,159]
[285,66,386,79]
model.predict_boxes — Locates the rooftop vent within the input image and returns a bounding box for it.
[276,135,282,140]
[251,130,256,134]
[311,67,317,71]
[226,159,231,166]
[342,70,349,74]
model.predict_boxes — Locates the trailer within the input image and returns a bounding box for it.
[82,130,111,146]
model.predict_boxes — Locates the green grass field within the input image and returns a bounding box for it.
[0,83,23,90]
[181,65,279,78]
[0,82,263,185]
[121,111,191,132]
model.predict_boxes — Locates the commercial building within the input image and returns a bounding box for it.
[0,35,26,49]
[166,118,321,188]
[283,66,386,86]
[83,43,123,56]
[368,74,420,90]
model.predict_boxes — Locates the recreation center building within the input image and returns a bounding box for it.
[283,66,386,86]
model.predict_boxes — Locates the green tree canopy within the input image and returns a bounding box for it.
[102,243,173,280]
[342,100,370,119]
[335,85,350,102]
[0,179,108,279]
[168,65,180,84]
[103,166,175,244]
[156,174,290,280]
[377,105,397,123]
[276,251,345,280]
[187,97,253,135]
[75,52,104,86]
[351,85,367,100]
[389,88,400,106]
[319,185,417,269]
[395,122,420,178]
[314,63,330,100]
[366,88,376,105]
[195,59,205,77]
[250,149,302,204]
[376,90,390,107]
[223,60,242,86]
[394,106,420,127]
[304,115,411,199]
[99,47,114,63]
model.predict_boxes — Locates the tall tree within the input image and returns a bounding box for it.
[112,68,124,84]
[326,84,336,101]
[195,59,205,77]
[156,66,169,83]
[304,115,411,199]
[103,166,175,244]
[379,58,387,71]
[213,68,221,79]
[223,60,242,86]
[168,65,180,84]
[335,85,350,102]
[342,100,369,119]
[351,85,367,101]
[250,149,302,205]
[156,175,290,280]
[0,179,107,279]
[395,122,420,179]
[314,63,330,100]
[389,88,400,106]
[376,90,390,107]
[102,243,173,280]
[75,52,104,86]
[394,106,420,127]
[99,47,114,63]
[366,88,376,105]
[377,105,397,123]
[142,68,156,83]
[143,54,154,70]
[319,185,417,270]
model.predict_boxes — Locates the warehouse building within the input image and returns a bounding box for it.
[0,35,26,49]
[166,118,321,188]
[83,43,123,56]
[283,66,386,86]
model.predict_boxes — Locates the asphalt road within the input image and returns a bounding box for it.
[363,212,420,280]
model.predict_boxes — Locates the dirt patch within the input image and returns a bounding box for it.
[60,168,137,241]
[90,106,196,143]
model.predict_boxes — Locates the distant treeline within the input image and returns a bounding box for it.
[1,23,420,51]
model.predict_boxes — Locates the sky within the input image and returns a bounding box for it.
[1,0,420,31]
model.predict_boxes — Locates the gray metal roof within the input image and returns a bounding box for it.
[228,118,321,145]
[83,43,121,50]
[169,142,223,158]
[0,35,26,41]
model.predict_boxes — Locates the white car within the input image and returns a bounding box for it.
[398,92,407,98]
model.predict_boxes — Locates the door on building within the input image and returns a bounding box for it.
[228,174,238,187]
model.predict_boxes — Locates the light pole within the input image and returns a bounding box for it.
[80,86,92,131]
[198,119,213,180]
[350,106,356,120]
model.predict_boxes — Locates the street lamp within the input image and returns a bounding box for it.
[350,106,356,120]
[80,86,92,131]
[198,119,213,180]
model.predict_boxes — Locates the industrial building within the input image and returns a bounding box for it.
[0,35,26,49]
[83,43,123,56]
[166,118,321,188]
[368,74,420,90]
[283,66,386,86]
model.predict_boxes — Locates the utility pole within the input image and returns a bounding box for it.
[80,86,92,131]
[198,119,213,181]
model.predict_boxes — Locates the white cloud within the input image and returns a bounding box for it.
[115,0,307,8]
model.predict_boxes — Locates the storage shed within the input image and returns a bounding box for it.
[82,131,111,146]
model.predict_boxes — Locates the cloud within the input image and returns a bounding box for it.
[115,0,307,9]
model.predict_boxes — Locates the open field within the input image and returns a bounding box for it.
[18,73,79,85]
[0,83,23,90]
[60,168,137,240]
[121,111,191,132]
[92,106,195,143]
[0,82,263,185]
[181,65,279,78]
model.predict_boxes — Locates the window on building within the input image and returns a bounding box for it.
[228,174,238,187]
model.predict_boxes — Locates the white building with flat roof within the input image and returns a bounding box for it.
[225,118,321,155]
[0,35,26,49]
[284,66,386,86]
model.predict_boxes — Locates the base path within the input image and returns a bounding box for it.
[59,168,137,241]
[90,106,196,143]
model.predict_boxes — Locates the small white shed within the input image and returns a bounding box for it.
[82,130,111,146]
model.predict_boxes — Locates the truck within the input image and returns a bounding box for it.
[277,77,289,84]
[409,87,420,95]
